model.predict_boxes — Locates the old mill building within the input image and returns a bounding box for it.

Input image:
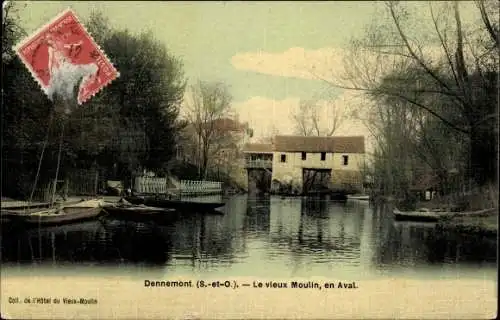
[242,135,366,194]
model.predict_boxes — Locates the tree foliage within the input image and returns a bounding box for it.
[2,2,55,198]
[81,15,186,174]
[2,8,186,198]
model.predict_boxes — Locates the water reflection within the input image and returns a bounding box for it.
[244,195,271,233]
[1,195,497,279]
[371,204,497,273]
[1,220,172,265]
[382,221,497,265]
[267,198,366,272]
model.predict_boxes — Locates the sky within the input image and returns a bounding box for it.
[14,1,481,143]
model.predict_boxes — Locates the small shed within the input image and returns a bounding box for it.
[409,173,440,201]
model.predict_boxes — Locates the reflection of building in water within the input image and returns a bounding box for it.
[244,197,271,233]
[269,197,302,243]
[268,197,365,262]
[300,197,328,217]
[164,199,247,267]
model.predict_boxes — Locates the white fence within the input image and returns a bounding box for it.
[134,176,222,196]
[179,180,222,196]
[135,176,171,194]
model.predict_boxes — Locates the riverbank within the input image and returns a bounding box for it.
[371,191,498,238]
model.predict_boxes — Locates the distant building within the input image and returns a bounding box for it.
[243,135,366,193]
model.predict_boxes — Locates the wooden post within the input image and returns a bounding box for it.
[51,100,68,204]
[64,179,69,200]
[94,169,99,196]
[52,232,56,265]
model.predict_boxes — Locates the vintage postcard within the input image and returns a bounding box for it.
[1,1,497,319]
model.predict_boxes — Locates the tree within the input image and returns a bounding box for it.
[76,11,186,177]
[324,1,498,188]
[184,81,233,179]
[2,2,56,198]
[2,2,26,61]
[1,9,187,198]
[290,99,347,136]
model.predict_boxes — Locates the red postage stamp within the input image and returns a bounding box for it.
[13,8,119,105]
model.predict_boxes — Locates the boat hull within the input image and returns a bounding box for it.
[103,205,178,224]
[2,207,104,227]
[124,196,225,212]
[393,207,497,223]
[1,202,53,211]
[347,195,370,201]
[393,212,440,222]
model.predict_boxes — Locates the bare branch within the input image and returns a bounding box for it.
[429,2,462,101]
[184,80,235,178]
[476,0,500,48]
[309,68,470,135]
[453,1,474,121]
[387,1,462,102]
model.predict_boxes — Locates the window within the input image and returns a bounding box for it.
[320,152,326,161]
[280,154,286,163]
[301,152,307,160]
[342,155,349,166]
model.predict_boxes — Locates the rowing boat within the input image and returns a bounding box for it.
[393,208,445,222]
[102,198,178,224]
[124,196,225,213]
[393,207,497,223]
[347,194,370,201]
[1,199,106,227]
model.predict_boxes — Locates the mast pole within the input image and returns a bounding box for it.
[51,99,69,205]
[28,111,53,205]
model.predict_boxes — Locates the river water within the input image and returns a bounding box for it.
[1,195,497,281]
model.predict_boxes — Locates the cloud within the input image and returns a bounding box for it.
[231,47,348,81]
[231,45,453,89]
[232,90,371,141]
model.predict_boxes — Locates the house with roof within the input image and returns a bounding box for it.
[242,135,366,194]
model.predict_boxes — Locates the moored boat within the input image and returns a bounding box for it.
[393,207,497,223]
[444,207,497,219]
[393,208,444,222]
[102,204,178,224]
[1,199,106,227]
[347,194,370,201]
[1,201,53,210]
[124,195,225,212]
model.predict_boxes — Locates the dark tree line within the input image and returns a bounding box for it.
[2,6,186,199]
